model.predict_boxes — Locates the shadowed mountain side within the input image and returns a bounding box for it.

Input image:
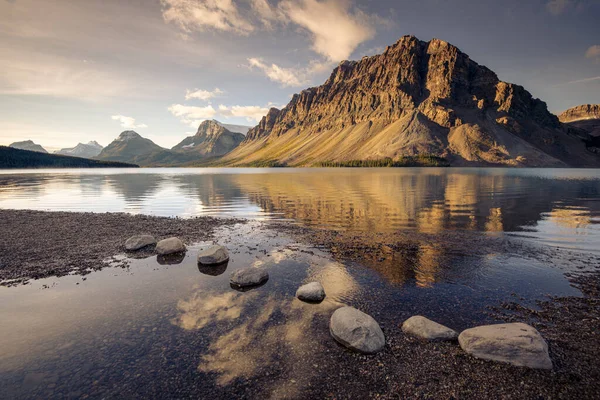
[0,146,137,169]
[222,36,600,168]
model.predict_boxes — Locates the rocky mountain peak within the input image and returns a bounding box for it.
[559,104,600,122]
[117,131,141,141]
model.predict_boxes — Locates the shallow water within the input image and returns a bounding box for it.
[1,168,600,398]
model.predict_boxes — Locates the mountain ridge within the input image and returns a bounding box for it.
[223,36,599,167]
[9,140,48,154]
[56,141,104,158]
[172,120,245,157]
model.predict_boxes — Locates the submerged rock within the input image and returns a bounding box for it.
[330,306,385,354]
[198,245,229,265]
[155,237,186,255]
[296,282,326,302]
[125,234,156,251]
[458,322,552,369]
[401,316,458,341]
[230,267,269,289]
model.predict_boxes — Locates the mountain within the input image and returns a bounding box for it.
[96,131,165,163]
[0,146,137,169]
[172,120,245,157]
[56,141,104,158]
[223,36,600,167]
[559,105,600,137]
[9,140,48,154]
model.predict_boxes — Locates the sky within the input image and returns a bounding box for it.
[0,0,599,151]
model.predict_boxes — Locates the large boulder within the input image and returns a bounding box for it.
[155,237,186,255]
[458,323,552,369]
[401,316,458,341]
[330,307,385,354]
[296,282,326,302]
[198,245,229,265]
[125,234,156,251]
[230,267,269,289]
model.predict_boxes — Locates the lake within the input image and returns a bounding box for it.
[1,168,599,398]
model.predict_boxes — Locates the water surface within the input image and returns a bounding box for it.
[1,168,599,398]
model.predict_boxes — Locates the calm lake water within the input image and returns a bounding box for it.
[1,168,600,398]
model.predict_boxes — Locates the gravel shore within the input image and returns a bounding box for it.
[0,209,244,285]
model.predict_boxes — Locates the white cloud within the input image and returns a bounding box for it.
[160,0,254,35]
[185,87,225,101]
[585,45,600,62]
[161,0,383,62]
[111,115,148,129]
[168,104,218,119]
[564,76,600,85]
[247,58,304,87]
[219,105,270,121]
[279,0,376,61]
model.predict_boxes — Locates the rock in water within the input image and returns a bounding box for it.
[125,235,156,251]
[330,307,385,354]
[458,323,552,369]
[296,282,326,302]
[401,316,458,341]
[230,267,269,288]
[198,245,229,265]
[155,237,186,255]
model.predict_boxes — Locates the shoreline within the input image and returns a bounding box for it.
[1,209,599,397]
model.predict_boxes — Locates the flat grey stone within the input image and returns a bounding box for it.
[330,306,385,354]
[198,245,229,265]
[459,322,552,369]
[296,282,326,302]
[125,235,156,251]
[155,237,186,255]
[230,267,269,288]
[401,316,458,341]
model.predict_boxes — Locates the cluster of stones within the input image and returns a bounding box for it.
[125,237,552,369]
[125,234,186,255]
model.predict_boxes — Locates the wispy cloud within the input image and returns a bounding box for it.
[246,57,334,87]
[160,0,254,35]
[562,76,600,85]
[546,0,572,15]
[218,104,271,121]
[185,87,225,101]
[168,101,270,127]
[111,115,148,129]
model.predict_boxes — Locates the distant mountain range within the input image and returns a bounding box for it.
[221,36,600,167]
[9,140,48,154]
[55,141,104,158]
[95,120,247,166]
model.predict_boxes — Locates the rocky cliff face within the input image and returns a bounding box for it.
[559,105,600,138]
[559,105,600,123]
[172,120,244,157]
[228,36,598,167]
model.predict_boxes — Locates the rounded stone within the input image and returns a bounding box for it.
[458,322,552,369]
[230,267,269,288]
[401,316,458,341]
[125,234,156,251]
[198,245,229,265]
[330,306,385,354]
[296,282,326,302]
[155,237,186,255]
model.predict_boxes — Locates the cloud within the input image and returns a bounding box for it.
[247,58,304,87]
[585,45,600,61]
[160,0,254,35]
[168,101,270,127]
[161,0,383,62]
[563,76,600,85]
[219,104,270,121]
[185,87,224,101]
[246,57,335,87]
[111,115,148,129]
[279,0,377,61]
